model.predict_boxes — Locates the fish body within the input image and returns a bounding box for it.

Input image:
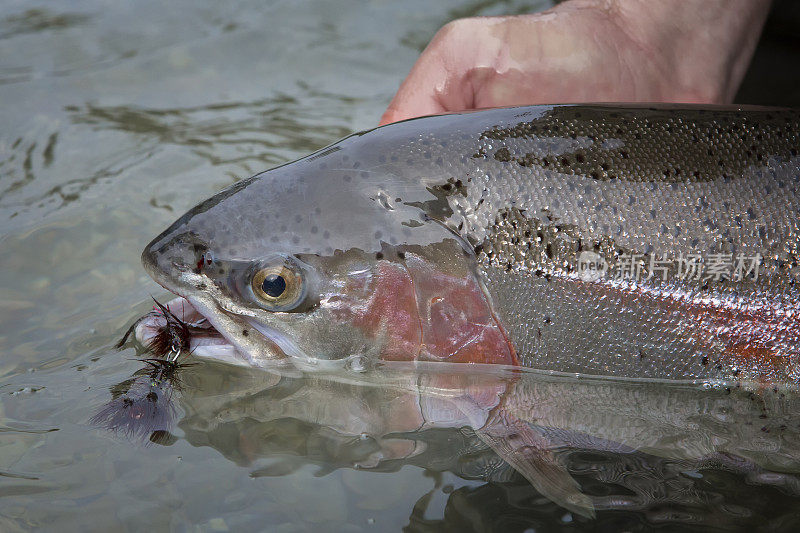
[135,104,800,515]
[141,104,800,385]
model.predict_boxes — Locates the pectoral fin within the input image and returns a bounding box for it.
[475,408,594,518]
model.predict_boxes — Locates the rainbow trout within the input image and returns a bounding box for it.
[133,104,800,514]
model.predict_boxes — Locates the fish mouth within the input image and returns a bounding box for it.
[134,296,246,365]
[133,296,294,368]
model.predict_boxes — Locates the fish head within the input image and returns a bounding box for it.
[141,137,515,370]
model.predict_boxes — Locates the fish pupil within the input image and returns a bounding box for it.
[262,274,286,298]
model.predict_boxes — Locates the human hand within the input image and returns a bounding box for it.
[380,0,771,125]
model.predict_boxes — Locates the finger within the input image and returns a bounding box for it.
[379,21,479,125]
[379,55,450,125]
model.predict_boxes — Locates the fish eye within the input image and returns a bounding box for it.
[250,262,305,311]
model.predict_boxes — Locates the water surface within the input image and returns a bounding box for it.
[1,0,800,531]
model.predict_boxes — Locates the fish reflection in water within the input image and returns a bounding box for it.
[96,356,800,524]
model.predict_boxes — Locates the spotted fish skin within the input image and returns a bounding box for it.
[143,104,800,384]
[433,105,800,383]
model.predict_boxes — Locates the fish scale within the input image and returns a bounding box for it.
[447,107,800,264]
[477,106,795,182]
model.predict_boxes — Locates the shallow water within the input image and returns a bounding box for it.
[2,0,800,531]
